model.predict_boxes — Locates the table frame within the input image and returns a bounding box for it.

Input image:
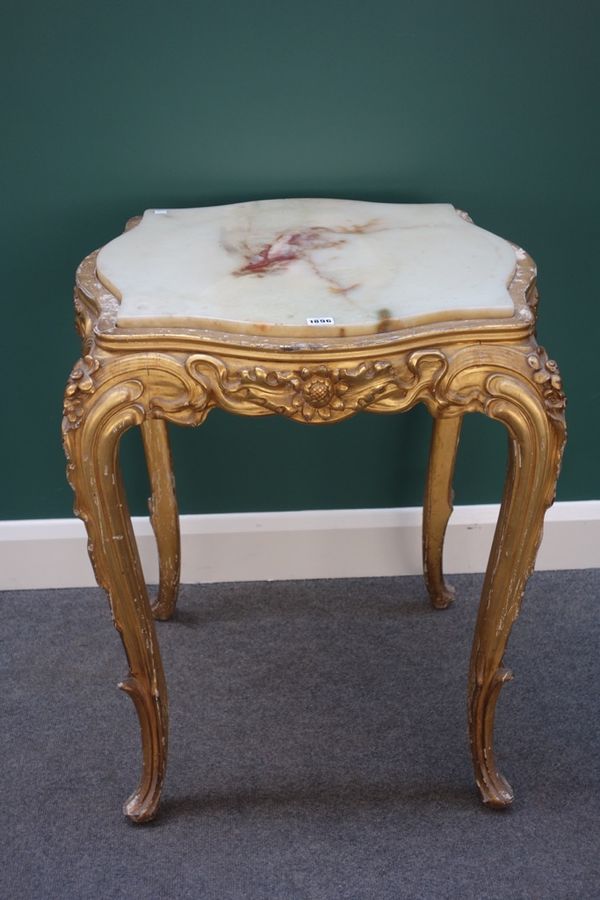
[63,226,566,823]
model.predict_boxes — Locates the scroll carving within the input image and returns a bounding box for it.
[185,351,449,424]
[62,344,565,436]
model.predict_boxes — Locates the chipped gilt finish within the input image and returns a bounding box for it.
[62,199,566,823]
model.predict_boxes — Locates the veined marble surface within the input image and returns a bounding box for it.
[96,199,517,336]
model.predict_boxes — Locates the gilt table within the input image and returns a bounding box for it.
[63,198,566,822]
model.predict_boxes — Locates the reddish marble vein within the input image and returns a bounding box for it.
[231,221,379,296]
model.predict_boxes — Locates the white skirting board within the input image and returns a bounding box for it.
[0,501,598,591]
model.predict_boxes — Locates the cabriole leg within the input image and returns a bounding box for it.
[423,414,462,609]
[64,377,168,823]
[140,418,181,621]
[468,366,565,808]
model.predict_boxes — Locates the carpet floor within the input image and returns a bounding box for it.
[1,570,599,899]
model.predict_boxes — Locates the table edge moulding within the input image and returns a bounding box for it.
[62,199,566,823]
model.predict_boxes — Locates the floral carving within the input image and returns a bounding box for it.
[527,347,565,417]
[183,354,451,425]
[217,359,407,422]
[73,291,91,350]
[291,366,349,421]
[63,354,100,429]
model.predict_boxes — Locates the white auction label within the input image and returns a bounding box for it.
[306,317,335,325]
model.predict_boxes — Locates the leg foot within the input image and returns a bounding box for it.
[470,665,514,808]
[120,673,167,822]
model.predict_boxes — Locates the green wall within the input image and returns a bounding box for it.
[2,0,598,519]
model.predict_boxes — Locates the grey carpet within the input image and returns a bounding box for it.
[1,571,599,900]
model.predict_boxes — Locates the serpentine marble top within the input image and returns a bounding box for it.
[97,199,517,337]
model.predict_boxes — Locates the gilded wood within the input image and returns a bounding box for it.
[423,415,462,609]
[63,381,168,822]
[438,347,565,806]
[140,419,180,620]
[63,225,566,821]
